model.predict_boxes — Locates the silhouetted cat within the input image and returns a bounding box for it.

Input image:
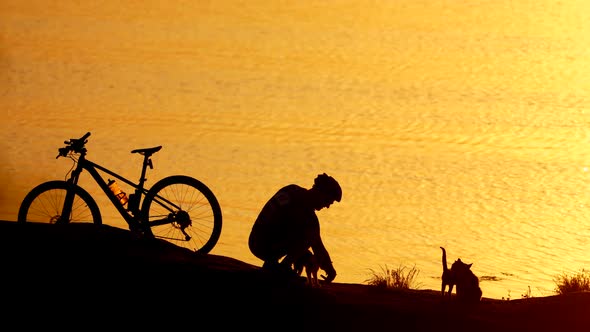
[293,249,320,287]
[440,246,456,298]
[451,257,482,304]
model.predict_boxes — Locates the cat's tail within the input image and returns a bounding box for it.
[440,246,448,271]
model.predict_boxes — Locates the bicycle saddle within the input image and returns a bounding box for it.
[131,146,162,156]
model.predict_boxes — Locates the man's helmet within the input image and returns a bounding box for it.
[313,173,342,202]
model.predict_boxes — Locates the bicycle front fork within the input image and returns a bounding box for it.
[58,184,77,224]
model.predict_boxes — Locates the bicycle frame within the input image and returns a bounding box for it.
[63,150,177,229]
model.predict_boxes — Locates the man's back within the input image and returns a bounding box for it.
[249,184,317,260]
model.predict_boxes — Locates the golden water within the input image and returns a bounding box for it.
[3,0,590,299]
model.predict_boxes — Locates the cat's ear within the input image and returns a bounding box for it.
[467,263,473,268]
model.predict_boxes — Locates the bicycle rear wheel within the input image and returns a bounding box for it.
[140,175,222,254]
[18,180,102,224]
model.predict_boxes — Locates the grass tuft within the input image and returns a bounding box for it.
[365,264,422,290]
[554,269,590,294]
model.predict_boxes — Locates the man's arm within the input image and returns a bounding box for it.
[311,234,336,283]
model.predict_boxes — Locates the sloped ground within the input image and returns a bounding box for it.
[0,220,587,331]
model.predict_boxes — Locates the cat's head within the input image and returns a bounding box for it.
[450,258,472,272]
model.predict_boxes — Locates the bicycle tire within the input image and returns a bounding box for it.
[18,180,102,224]
[140,175,222,254]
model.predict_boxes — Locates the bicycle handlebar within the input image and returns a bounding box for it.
[56,132,91,158]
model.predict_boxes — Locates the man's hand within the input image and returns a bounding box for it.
[320,264,337,284]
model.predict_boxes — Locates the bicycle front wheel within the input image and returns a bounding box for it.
[18,180,102,224]
[140,175,222,254]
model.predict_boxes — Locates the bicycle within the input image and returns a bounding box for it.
[17,132,223,254]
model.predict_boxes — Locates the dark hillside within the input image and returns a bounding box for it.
[0,220,587,331]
